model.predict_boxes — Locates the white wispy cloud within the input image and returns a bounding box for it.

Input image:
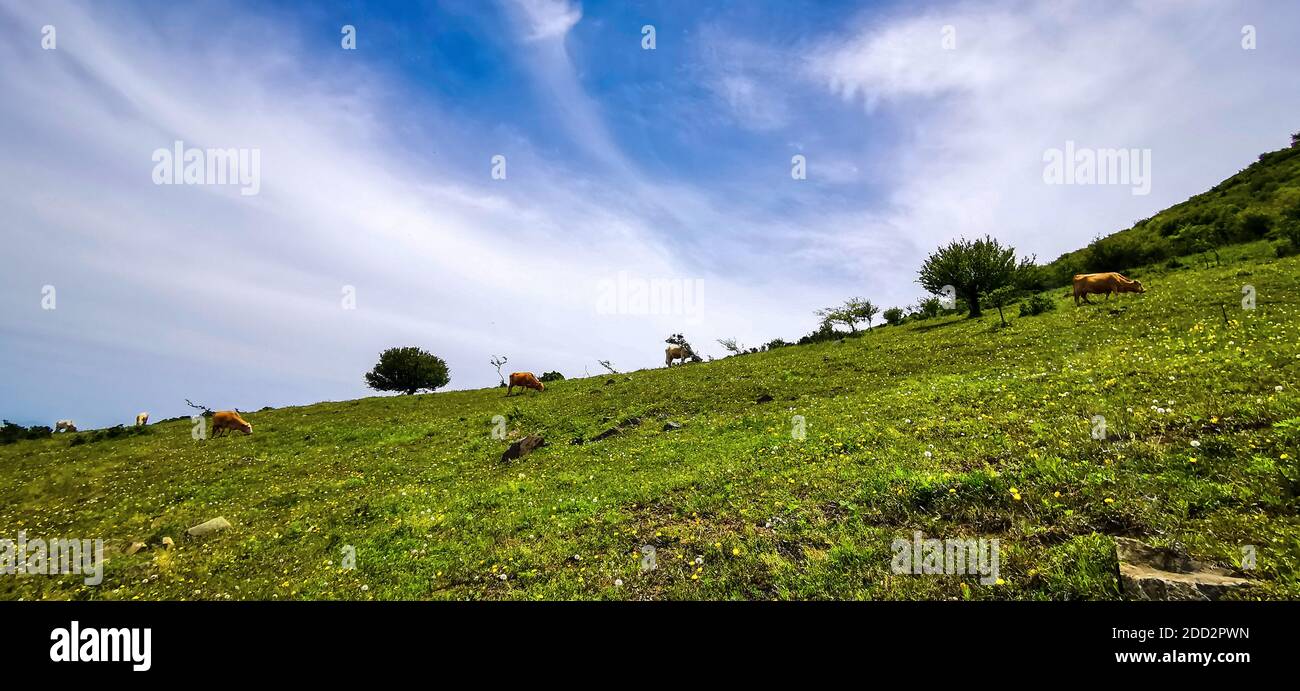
[802,0,1300,266]
[0,0,826,426]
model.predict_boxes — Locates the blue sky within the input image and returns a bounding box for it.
[2,0,1299,428]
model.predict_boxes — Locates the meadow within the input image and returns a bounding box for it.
[1,241,1297,600]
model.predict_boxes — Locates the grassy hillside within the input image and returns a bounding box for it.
[2,242,1297,601]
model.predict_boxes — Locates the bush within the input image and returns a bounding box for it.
[364,346,451,395]
[915,297,942,320]
[71,425,151,447]
[0,420,52,444]
[1086,233,1167,271]
[539,371,565,383]
[797,321,848,345]
[1019,294,1057,317]
[1237,211,1274,240]
[882,307,905,326]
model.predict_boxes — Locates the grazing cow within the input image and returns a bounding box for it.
[1073,272,1145,305]
[211,410,253,437]
[507,372,545,396]
[136,412,149,426]
[54,420,77,433]
[665,344,692,367]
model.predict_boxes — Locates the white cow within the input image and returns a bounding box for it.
[55,420,77,433]
[136,412,149,426]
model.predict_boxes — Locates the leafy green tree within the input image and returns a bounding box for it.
[883,307,905,326]
[365,346,450,395]
[539,371,565,383]
[917,236,1023,318]
[984,285,1019,327]
[815,297,879,332]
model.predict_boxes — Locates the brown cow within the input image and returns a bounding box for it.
[507,372,545,396]
[1073,272,1145,305]
[211,410,253,437]
[665,344,692,367]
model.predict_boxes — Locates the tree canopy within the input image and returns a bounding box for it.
[917,236,1024,318]
[365,346,451,395]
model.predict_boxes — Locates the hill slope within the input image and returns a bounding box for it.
[2,242,1298,600]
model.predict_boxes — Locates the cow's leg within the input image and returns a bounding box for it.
[506,384,513,396]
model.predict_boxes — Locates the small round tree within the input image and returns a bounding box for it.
[365,346,450,395]
[917,236,1022,318]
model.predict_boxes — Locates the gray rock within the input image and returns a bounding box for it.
[1114,537,1252,601]
[186,517,232,538]
[501,435,546,462]
[662,422,683,431]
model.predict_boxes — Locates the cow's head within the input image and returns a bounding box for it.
[1132,280,1145,293]
[535,381,545,392]
[239,421,253,434]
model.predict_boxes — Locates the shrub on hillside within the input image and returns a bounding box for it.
[1019,294,1057,317]
[1,420,52,444]
[797,321,851,345]
[915,297,943,320]
[539,371,565,383]
[1086,233,1167,272]
[882,307,905,326]
[1237,211,1274,240]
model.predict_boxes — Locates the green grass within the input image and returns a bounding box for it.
[2,241,1298,601]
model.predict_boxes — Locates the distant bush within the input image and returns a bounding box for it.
[1086,233,1167,272]
[915,297,942,320]
[1277,202,1300,256]
[764,338,790,349]
[70,425,150,447]
[539,371,565,383]
[797,321,854,345]
[1020,294,1057,317]
[1238,211,1274,240]
[1,420,52,444]
[882,307,905,326]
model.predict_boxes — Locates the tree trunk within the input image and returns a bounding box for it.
[967,293,982,318]
[996,305,1006,327]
